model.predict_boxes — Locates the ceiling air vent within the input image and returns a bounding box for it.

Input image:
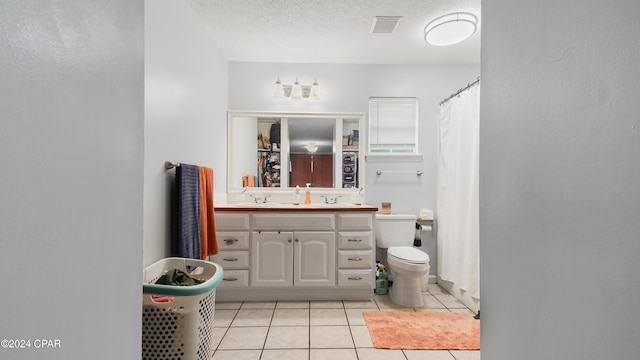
[371,16,402,34]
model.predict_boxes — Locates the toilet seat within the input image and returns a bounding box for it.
[388,246,430,264]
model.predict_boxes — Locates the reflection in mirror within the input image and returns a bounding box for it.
[227,111,364,192]
[288,118,334,188]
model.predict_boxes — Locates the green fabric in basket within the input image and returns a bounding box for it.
[155,268,204,286]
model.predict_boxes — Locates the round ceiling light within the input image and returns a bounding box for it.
[424,12,477,46]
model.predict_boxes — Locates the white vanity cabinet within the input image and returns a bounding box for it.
[213,208,376,301]
[336,213,375,288]
[251,231,292,287]
[210,212,251,288]
[251,212,336,287]
[251,231,335,287]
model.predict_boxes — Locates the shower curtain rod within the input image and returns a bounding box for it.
[439,77,480,106]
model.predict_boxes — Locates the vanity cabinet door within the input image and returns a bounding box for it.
[294,232,335,287]
[251,232,293,287]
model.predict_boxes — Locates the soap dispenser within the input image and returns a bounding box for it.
[293,185,300,205]
[304,184,311,205]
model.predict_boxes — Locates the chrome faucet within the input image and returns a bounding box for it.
[320,195,339,204]
[250,194,271,204]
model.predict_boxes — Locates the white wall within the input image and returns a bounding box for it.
[481,0,640,358]
[144,0,228,267]
[228,62,479,276]
[0,1,143,359]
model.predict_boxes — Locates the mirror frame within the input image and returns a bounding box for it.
[227,110,365,194]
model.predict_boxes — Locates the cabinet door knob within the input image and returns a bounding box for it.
[295,239,299,242]
[288,239,292,243]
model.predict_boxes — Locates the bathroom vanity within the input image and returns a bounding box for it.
[210,204,377,301]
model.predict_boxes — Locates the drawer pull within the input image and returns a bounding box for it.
[224,238,239,245]
[347,238,363,242]
[223,277,238,281]
[223,258,239,262]
[348,257,363,261]
[347,276,363,281]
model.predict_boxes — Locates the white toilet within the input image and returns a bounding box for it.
[375,213,430,307]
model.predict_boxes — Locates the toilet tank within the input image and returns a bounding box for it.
[375,214,417,248]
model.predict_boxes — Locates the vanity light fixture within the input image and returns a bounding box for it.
[424,12,477,46]
[290,78,303,99]
[309,78,321,100]
[272,77,321,99]
[273,77,285,98]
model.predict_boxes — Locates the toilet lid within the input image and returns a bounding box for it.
[388,246,429,264]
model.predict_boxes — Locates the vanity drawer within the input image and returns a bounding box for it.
[211,251,250,269]
[337,269,374,288]
[217,232,250,250]
[337,232,373,249]
[216,212,250,231]
[218,270,249,288]
[337,213,373,231]
[338,250,373,268]
[252,213,335,231]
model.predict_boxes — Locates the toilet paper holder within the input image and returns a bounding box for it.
[416,218,435,232]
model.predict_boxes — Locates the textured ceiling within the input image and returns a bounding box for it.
[186,0,481,65]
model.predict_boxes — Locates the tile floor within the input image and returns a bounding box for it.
[210,284,480,360]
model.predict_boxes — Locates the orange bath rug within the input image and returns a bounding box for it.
[363,311,480,350]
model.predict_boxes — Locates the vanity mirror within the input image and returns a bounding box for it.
[227,111,364,193]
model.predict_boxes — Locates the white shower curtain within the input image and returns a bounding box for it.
[437,84,480,299]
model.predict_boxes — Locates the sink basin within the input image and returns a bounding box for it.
[308,203,359,208]
[232,202,282,207]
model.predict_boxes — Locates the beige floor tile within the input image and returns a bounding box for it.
[310,325,354,348]
[262,349,310,360]
[217,327,268,350]
[210,327,227,350]
[374,294,412,310]
[276,300,310,309]
[216,301,243,310]
[240,301,277,309]
[230,309,273,327]
[271,308,310,326]
[415,308,450,313]
[449,350,481,360]
[343,299,378,309]
[350,325,374,348]
[213,309,238,327]
[310,308,348,325]
[310,348,358,360]
[403,350,456,360]
[264,326,309,349]
[433,294,467,309]
[309,300,344,309]
[356,348,407,360]
[422,294,447,309]
[450,308,477,317]
[345,308,371,326]
[426,284,449,295]
[211,349,261,360]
